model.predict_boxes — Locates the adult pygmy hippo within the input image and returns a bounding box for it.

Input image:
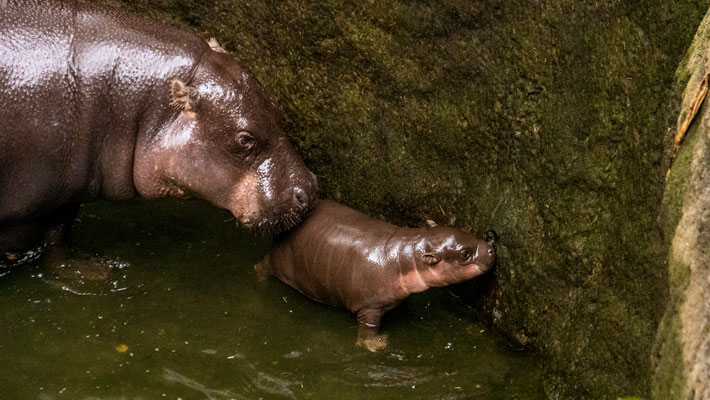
[0,0,317,264]
[256,200,496,352]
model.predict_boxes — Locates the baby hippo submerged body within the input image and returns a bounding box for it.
[257,200,495,351]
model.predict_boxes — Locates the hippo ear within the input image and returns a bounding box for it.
[207,37,227,53]
[425,220,438,228]
[422,253,441,265]
[170,78,195,112]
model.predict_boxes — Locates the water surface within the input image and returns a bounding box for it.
[0,200,544,399]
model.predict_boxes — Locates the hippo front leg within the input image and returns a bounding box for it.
[355,308,388,352]
[1,204,80,265]
[42,204,81,250]
[40,204,119,293]
[0,221,44,264]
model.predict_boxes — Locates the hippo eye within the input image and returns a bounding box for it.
[236,131,255,149]
[460,250,471,260]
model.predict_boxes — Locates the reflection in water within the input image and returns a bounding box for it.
[163,353,300,399]
[364,364,433,387]
[0,200,543,399]
[39,396,149,400]
[40,259,131,296]
[163,368,243,400]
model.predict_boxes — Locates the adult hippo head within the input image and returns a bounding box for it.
[0,1,316,263]
[134,49,317,233]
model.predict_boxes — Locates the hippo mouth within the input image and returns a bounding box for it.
[470,262,493,274]
[228,166,318,234]
[240,199,317,235]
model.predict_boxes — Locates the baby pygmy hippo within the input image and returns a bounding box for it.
[256,200,496,352]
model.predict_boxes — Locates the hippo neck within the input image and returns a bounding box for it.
[85,12,209,200]
[389,228,437,296]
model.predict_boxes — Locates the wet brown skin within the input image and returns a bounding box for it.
[258,200,496,352]
[0,0,317,263]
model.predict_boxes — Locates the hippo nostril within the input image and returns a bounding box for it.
[294,187,308,208]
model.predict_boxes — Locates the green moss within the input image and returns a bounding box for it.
[92,1,710,398]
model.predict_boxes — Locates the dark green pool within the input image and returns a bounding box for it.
[0,200,544,399]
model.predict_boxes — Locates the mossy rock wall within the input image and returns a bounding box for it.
[653,8,710,399]
[94,1,709,398]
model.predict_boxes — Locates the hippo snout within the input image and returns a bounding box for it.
[474,241,496,272]
[292,171,318,211]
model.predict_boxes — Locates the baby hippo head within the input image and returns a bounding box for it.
[418,220,496,287]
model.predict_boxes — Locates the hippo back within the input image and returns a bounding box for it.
[269,200,411,312]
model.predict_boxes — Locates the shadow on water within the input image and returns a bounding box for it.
[0,199,544,399]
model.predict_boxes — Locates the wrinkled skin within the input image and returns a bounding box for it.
[0,0,317,263]
[257,200,496,351]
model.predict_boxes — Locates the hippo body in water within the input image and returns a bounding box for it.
[257,200,495,351]
[0,0,317,264]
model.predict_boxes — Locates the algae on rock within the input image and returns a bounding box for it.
[653,8,710,398]
[92,1,709,398]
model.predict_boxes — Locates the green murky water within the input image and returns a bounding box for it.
[0,200,544,399]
